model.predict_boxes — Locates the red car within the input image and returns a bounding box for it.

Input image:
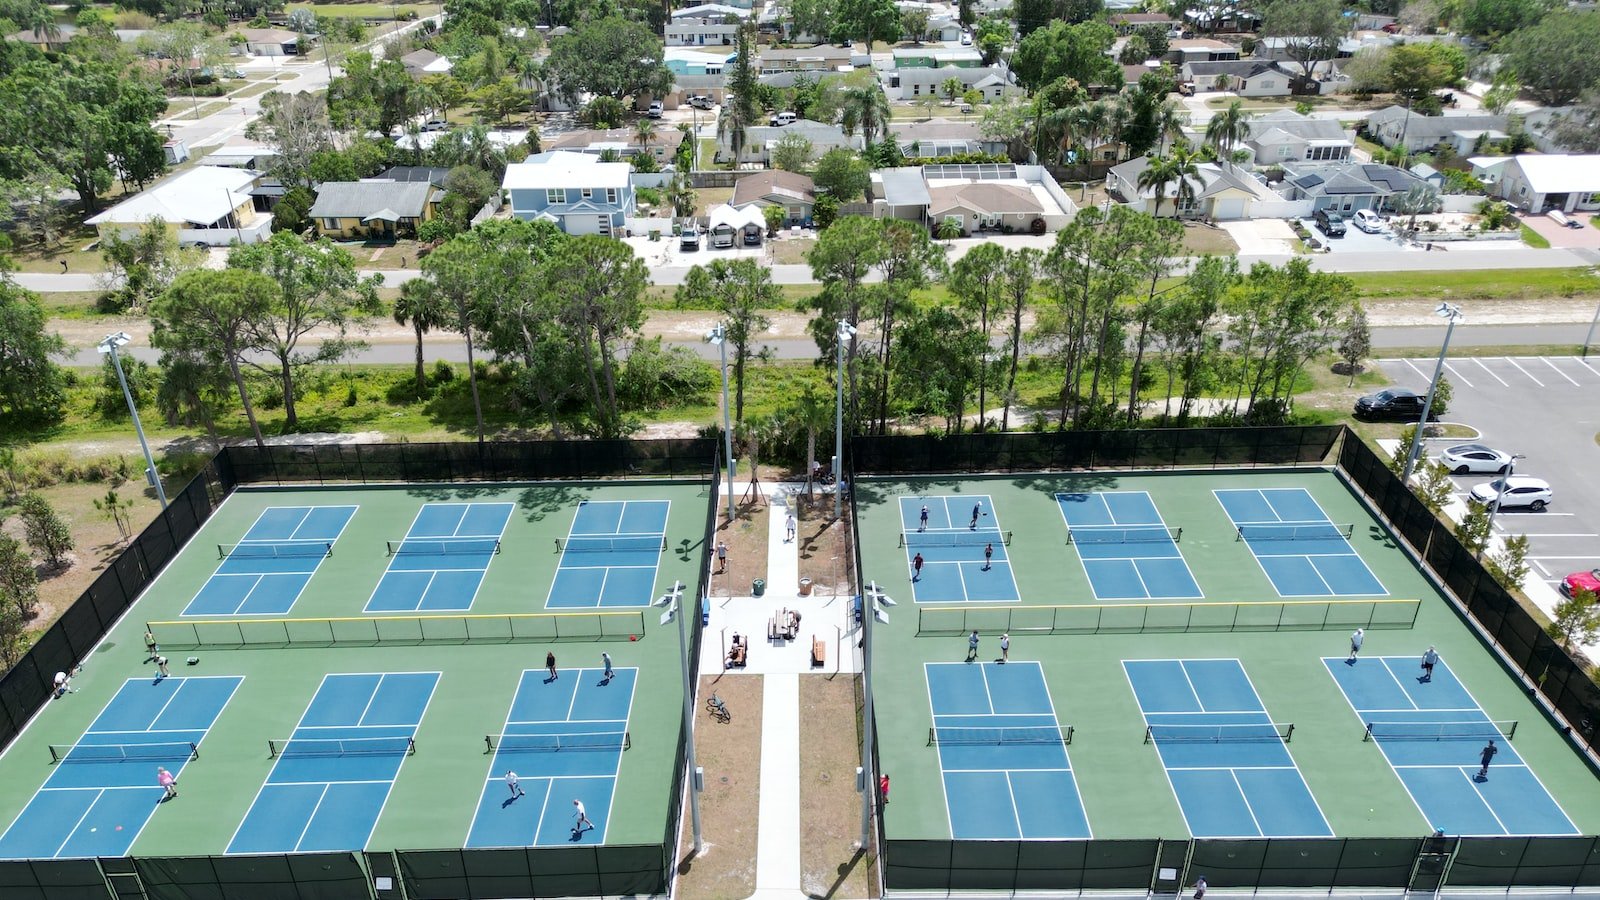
[1562,568,1600,597]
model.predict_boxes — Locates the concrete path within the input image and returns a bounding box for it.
[752,673,802,900]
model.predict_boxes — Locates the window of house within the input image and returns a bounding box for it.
[1260,80,1275,89]
[606,188,618,204]
[1281,146,1293,159]
[548,188,566,204]
[321,218,339,230]
[582,188,593,200]
[912,84,920,95]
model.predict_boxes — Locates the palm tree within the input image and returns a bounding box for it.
[1079,101,1111,162]
[633,117,656,156]
[843,85,892,146]
[1137,153,1179,218]
[1106,99,1132,161]
[1168,143,1202,217]
[942,77,964,106]
[1155,100,1188,153]
[28,5,61,43]
[393,278,451,396]
[1205,99,1252,161]
[1138,147,1202,219]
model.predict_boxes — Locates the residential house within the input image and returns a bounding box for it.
[1108,156,1279,219]
[1240,110,1354,165]
[6,24,76,52]
[665,47,735,77]
[893,119,1009,158]
[891,65,1020,102]
[1409,163,1445,188]
[732,170,816,225]
[377,166,453,187]
[720,119,861,166]
[503,154,635,235]
[870,163,1077,233]
[891,46,983,69]
[399,49,452,78]
[756,44,857,74]
[1494,154,1600,213]
[235,27,306,56]
[925,15,966,43]
[1183,60,1291,97]
[547,127,687,163]
[673,3,751,18]
[1363,106,1509,154]
[86,166,273,247]
[665,16,742,47]
[1110,12,1178,34]
[1468,156,1511,187]
[204,136,280,171]
[1181,7,1261,32]
[1280,161,1426,212]
[1164,38,1240,67]
[308,180,441,239]
[707,203,767,244]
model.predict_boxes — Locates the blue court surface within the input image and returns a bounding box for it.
[925,662,1089,839]
[899,495,1020,603]
[366,502,513,612]
[1215,489,1386,597]
[183,506,356,616]
[226,672,438,854]
[1124,659,1331,838]
[1323,655,1576,836]
[1056,492,1202,600]
[0,676,241,859]
[547,500,669,609]
[467,666,636,847]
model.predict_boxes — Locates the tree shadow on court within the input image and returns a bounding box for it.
[1365,523,1398,549]
[399,484,584,524]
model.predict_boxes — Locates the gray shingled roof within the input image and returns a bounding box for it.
[308,181,436,219]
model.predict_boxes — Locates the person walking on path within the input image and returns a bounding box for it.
[573,799,594,834]
[879,773,890,805]
[1478,739,1498,779]
[156,656,170,681]
[984,542,994,571]
[785,513,796,542]
[602,651,614,682]
[1348,628,1365,662]
[1192,875,1207,899]
[145,630,160,663]
[546,651,558,681]
[919,505,930,532]
[1000,633,1010,663]
[1421,645,1440,681]
[967,630,979,662]
[505,771,525,799]
[157,767,177,800]
[716,541,728,573]
[970,502,982,530]
[912,552,924,581]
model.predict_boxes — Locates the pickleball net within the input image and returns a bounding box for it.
[901,530,1013,548]
[1144,722,1295,743]
[484,731,632,753]
[49,741,198,764]
[927,725,1073,746]
[1066,526,1182,544]
[218,541,332,560]
[1236,523,1355,541]
[267,736,416,758]
[1363,720,1518,742]
[386,538,501,557]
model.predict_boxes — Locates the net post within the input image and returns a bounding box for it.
[1506,721,1518,741]
[1173,526,1182,543]
[268,739,279,758]
[1063,725,1073,744]
[1363,723,1375,742]
[406,737,416,755]
[1142,725,1154,744]
[1235,526,1246,541]
[484,735,494,754]
[1003,531,1012,546]
[217,545,227,559]
[554,539,563,553]
[624,731,631,750]
[189,741,199,760]
[899,534,907,548]
[1283,724,1294,743]
[928,727,936,746]
[323,542,333,558]
[493,541,501,555]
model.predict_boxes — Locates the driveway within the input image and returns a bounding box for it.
[1301,217,1418,253]
[1520,213,1600,250]
[1220,219,1298,254]
[1376,355,1600,612]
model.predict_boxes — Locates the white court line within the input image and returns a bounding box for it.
[1230,770,1266,836]
[1472,359,1509,386]
[51,788,105,858]
[1441,361,1474,388]
[1503,357,1545,386]
[1539,357,1580,386]
[226,574,270,615]
[291,784,332,852]
[1462,767,1513,835]
[1003,772,1026,837]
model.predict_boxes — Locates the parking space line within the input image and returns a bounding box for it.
[1472,359,1509,386]
[1402,359,1431,381]
[1533,560,1550,576]
[1573,357,1600,379]
[1503,358,1545,387]
[1441,362,1474,388]
[1537,358,1581,386]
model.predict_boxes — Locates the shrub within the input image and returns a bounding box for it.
[431,360,455,384]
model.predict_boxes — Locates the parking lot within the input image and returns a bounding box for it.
[1376,356,1600,596]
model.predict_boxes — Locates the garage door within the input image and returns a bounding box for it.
[564,215,602,236]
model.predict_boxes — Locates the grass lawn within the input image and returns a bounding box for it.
[324,239,426,269]
[768,237,813,264]
[696,187,735,216]
[1343,267,1600,301]
[1520,223,1551,248]
[231,80,291,99]
[167,100,232,121]
[1179,223,1238,255]
[285,1,433,16]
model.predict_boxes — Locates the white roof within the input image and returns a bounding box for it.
[87,166,257,226]
[666,47,736,65]
[673,3,750,17]
[707,203,766,230]
[502,158,632,191]
[1507,155,1600,193]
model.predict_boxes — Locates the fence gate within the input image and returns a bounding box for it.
[102,857,145,900]
[1409,832,1458,894]
[1150,839,1190,896]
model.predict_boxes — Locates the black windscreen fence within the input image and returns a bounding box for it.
[222,440,715,485]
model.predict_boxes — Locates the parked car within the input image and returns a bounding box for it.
[647,102,664,118]
[1548,209,1583,229]
[680,225,701,251]
[422,119,449,132]
[959,31,972,45]
[1351,209,1385,233]
[1561,568,1600,597]
[1468,475,1552,511]
[1314,209,1347,237]
[1438,443,1513,475]
[769,111,797,126]
[1353,388,1426,420]
[687,95,715,110]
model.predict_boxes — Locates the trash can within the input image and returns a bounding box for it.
[752,579,766,597]
[799,578,813,596]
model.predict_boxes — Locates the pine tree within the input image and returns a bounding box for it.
[19,492,73,569]
[0,532,39,621]
[1337,304,1370,386]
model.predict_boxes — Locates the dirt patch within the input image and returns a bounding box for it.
[800,675,880,899]
[676,674,763,900]
[795,492,854,598]
[710,474,771,597]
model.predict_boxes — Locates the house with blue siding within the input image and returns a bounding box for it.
[502,152,635,236]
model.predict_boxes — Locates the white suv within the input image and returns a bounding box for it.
[1469,475,1552,511]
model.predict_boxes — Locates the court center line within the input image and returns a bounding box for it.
[227,574,269,616]
[955,562,970,603]
[143,679,192,733]
[530,780,557,846]
[1177,662,1205,712]
[1372,659,1421,711]
[1472,358,1509,386]
[1003,772,1026,837]
[1460,768,1512,834]
[1230,769,1266,837]
[355,675,387,727]
[52,788,106,858]
[978,665,997,715]
[1129,560,1154,600]
[1539,357,1580,386]
[291,784,332,852]
[1503,357,1544,386]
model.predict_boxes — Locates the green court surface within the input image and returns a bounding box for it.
[861,470,1600,840]
[0,482,706,858]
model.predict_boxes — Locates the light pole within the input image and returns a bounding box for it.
[859,582,885,849]
[1584,293,1600,359]
[834,320,856,519]
[656,582,703,854]
[1479,454,1526,560]
[707,325,734,523]
[1401,302,1463,483]
[97,333,167,510]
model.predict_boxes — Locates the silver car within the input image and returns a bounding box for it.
[1438,443,1513,475]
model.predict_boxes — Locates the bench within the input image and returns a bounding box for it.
[768,616,781,641]
[812,637,826,668]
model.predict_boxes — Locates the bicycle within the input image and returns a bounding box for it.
[706,693,730,723]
